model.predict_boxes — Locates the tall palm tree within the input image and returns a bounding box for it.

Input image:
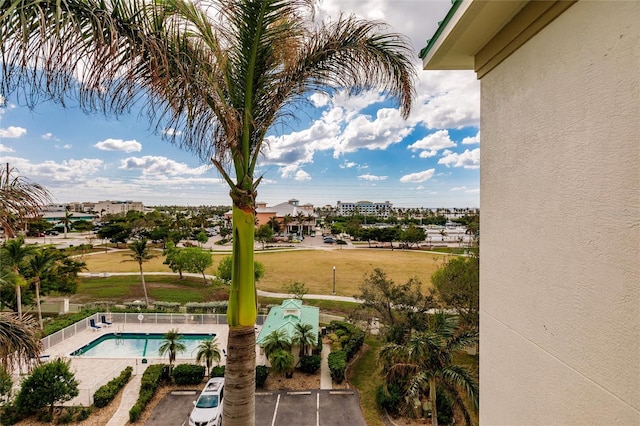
[0,2,415,424]
[0,312,42,373]
[378,313,479,425]
[123,238,156,308]
[61,207,72,239]
[158,328,186,369]
[282,214,293,235]
[292,322,316,357]
[1,236,35,318]
[195,337,222,377]
[27,248,61,329]
[0,164,51,239]
[261,329,292,360]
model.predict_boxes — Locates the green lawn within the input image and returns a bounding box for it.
[350,336,386,426]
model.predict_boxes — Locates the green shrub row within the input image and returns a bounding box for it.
[41,309,100,337]
[171,364,205,385]
[129,364,167,423]
[299,355,321,374]
[185,301,228,313]
[329,321,365,361]
[152,301,181,312]
[255,365,269,388]
[327,350,347,383]
[209,365,225,377]
[313,332,323,355]
[93,366,133,408]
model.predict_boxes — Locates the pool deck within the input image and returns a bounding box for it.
[39,322,265,407]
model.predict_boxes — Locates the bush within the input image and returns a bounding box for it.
[375,384,403,415]
[329,321,365,361]
[41,309,100,336]
[299,355,321,374]
[75,406,92,421]
[255,365,269,388]
[210,365,225,378]
[313,332,323,355]
[327,350,347,383]
[55,409,74,424]
[93,366,133,408]
[172,364,205,385]
[129,364,167,423]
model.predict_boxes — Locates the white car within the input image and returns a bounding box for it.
[189,377,224,426]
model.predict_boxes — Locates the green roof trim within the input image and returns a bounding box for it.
[419,0,464,59]
[256,299,319,346]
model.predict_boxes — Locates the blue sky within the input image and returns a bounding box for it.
[0,0,479,209]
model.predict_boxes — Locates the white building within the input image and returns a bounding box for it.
[336,200,392,217]
[94,200,145,216]
[423,1,639,424]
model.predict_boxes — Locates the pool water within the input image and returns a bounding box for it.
[70,333,216,358]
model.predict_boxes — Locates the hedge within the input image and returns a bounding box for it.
[327,350,347,383]
[172,364,205,385]
[129,364,167,423]
[329,321,365,361]
[93,366,133,408]
[255,365,269,388]
[299,355,321,374]
[209,365,225,378]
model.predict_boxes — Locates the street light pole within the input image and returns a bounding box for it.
[332,266,336,295]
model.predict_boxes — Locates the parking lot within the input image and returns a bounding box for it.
[146,389,367,426]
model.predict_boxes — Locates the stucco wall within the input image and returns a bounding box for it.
[480,1,639,424]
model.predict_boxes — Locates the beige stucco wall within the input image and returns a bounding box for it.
[480,1,639,424]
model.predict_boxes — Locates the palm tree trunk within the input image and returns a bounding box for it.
[430,376,438,426]
[223,326,256,426]
[15,282,22,318]
[35,279,43,329]
[139,263,149,308]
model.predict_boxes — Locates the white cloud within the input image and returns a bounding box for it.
[462,131,480,145]
[438,148,480,169]
[337,108,413,155]
[339,161,357,169]
[309,93,330,108]
[0,144,15,153]
[0,156,103,183]
[452,186,479,194]
[294,170,311,181]
[400,169,435,183]
[55,144,72,150]
[0,126,27,138]
[120,155,208,176]
[358,174,387,181]
[95,138,142,153]
[408,129,456,158]
[42,133,54,140]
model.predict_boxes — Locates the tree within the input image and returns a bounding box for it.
[216,256,264,284]
[27,248,61,329]
[0,2,414,424]
[269,349,294,378]
[255,224,273,250]
[431,256,479,329]
[15,358,79,417]
[0,312,42,374]
[0,164,50,239]
[282,214,293,235]
[261,329,292,360]
[123,238,156,308]
[1,236,35,318]
[163,241,185,279]
[60,207,72,238]
[195,337,222,377]
[267,216,281,233]
[282,281,308,300]
[353,268,434,339]
[399,225,426,248]
[72,219,93,234]
[292,323,316,357]
[158,328,187,369]
[182,247,214,285]
[196,230,209,247]
[378,314,478,425]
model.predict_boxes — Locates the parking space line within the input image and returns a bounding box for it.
[270,393,280,426]
[316,392,320,426]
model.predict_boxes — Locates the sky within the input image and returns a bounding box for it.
[0,0,480,209]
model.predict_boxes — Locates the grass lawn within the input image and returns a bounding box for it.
[349,336,387,426]
[81,248,446,297]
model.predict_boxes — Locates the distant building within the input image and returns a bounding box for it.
[94,200,145,217]
[254,199,316,235]
[336,200,392,217]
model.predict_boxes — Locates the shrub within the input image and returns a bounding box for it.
[55,408,74,424]
[93,366,132,408]
[41,309,100,336]
[375,384,403,415]
[327,350,347,383]
[313,332,323,355]
[329,321,365,361]
[75,406,92,421]
[210,365,225,378]
[299,354,321,374]
[255,365,269,388]
[172,364,205,385]
[129,364,167,423]
[15,359,79,416]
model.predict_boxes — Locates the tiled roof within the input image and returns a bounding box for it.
[256,299,319,346]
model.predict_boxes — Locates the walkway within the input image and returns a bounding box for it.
[320,342,333,390]
[105,371,143,426]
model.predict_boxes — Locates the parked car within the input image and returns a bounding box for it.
[45,230,59,236]
[323,237,336,244]
[189,377,224,426]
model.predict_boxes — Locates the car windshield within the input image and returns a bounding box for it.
[195,394,219,409]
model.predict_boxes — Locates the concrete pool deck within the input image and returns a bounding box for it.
[40,322,265,407]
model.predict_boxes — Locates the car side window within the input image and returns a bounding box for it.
[220,387,223,401]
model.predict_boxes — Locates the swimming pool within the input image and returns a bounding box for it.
[70,333,217,358]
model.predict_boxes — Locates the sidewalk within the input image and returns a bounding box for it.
[320,341,333,390]
[105,371,143,426]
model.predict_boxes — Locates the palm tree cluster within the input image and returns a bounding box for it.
[0,312,42,374]
[1,236,86,326]
[0,1,415,424]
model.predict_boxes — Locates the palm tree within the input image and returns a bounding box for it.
[123,238,156,308]
[292,322,316,357]
[60,207,72,239]
[0,312,42,373]
[27,248,61,329]
[282,214,293,235]
[295,211,306,237]
[0,164,51,238]
[1,236,35,318]
[158,328,186,369]
[269,349,294,378]
[267,216,280,233]
[262,329,292,360]
[378,314,479,425]
[0,2,415,424]
[195,337,222,377]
